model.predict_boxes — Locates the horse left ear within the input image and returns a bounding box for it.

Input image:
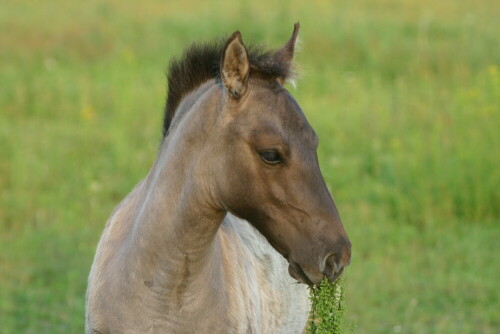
[274,22,300,71]
[221,31,250,98]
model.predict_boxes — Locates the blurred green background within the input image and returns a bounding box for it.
[1,0,499,333]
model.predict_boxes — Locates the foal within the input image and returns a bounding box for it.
[86,23,351,334]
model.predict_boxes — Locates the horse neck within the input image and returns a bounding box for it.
[124,84,226,292]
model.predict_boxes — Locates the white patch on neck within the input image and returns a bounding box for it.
[224,213,310,334]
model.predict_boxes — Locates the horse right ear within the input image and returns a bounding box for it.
[274,22,300,66]
[220,31,250,98]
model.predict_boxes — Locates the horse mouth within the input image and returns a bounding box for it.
[288,261,315,286]
[328,266,344,283]
[288,261,346,286]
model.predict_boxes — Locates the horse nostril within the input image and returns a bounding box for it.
[322,247,350,279]
[322,253,341,277]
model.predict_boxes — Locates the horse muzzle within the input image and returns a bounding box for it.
[288,237,352,286]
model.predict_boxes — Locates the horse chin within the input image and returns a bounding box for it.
[287,261,317,286]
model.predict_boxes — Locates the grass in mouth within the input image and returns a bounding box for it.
[307,277,346,334]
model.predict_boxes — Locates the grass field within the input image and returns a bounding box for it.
[1,0,499,333]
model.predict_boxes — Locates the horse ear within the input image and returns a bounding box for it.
[221,31,250,98]
[274,22,300,68]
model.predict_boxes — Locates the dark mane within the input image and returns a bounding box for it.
[162,38,293,137]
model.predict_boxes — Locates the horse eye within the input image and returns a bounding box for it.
[261,150,282,164]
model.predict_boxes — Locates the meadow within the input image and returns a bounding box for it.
[1,0,499,333]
